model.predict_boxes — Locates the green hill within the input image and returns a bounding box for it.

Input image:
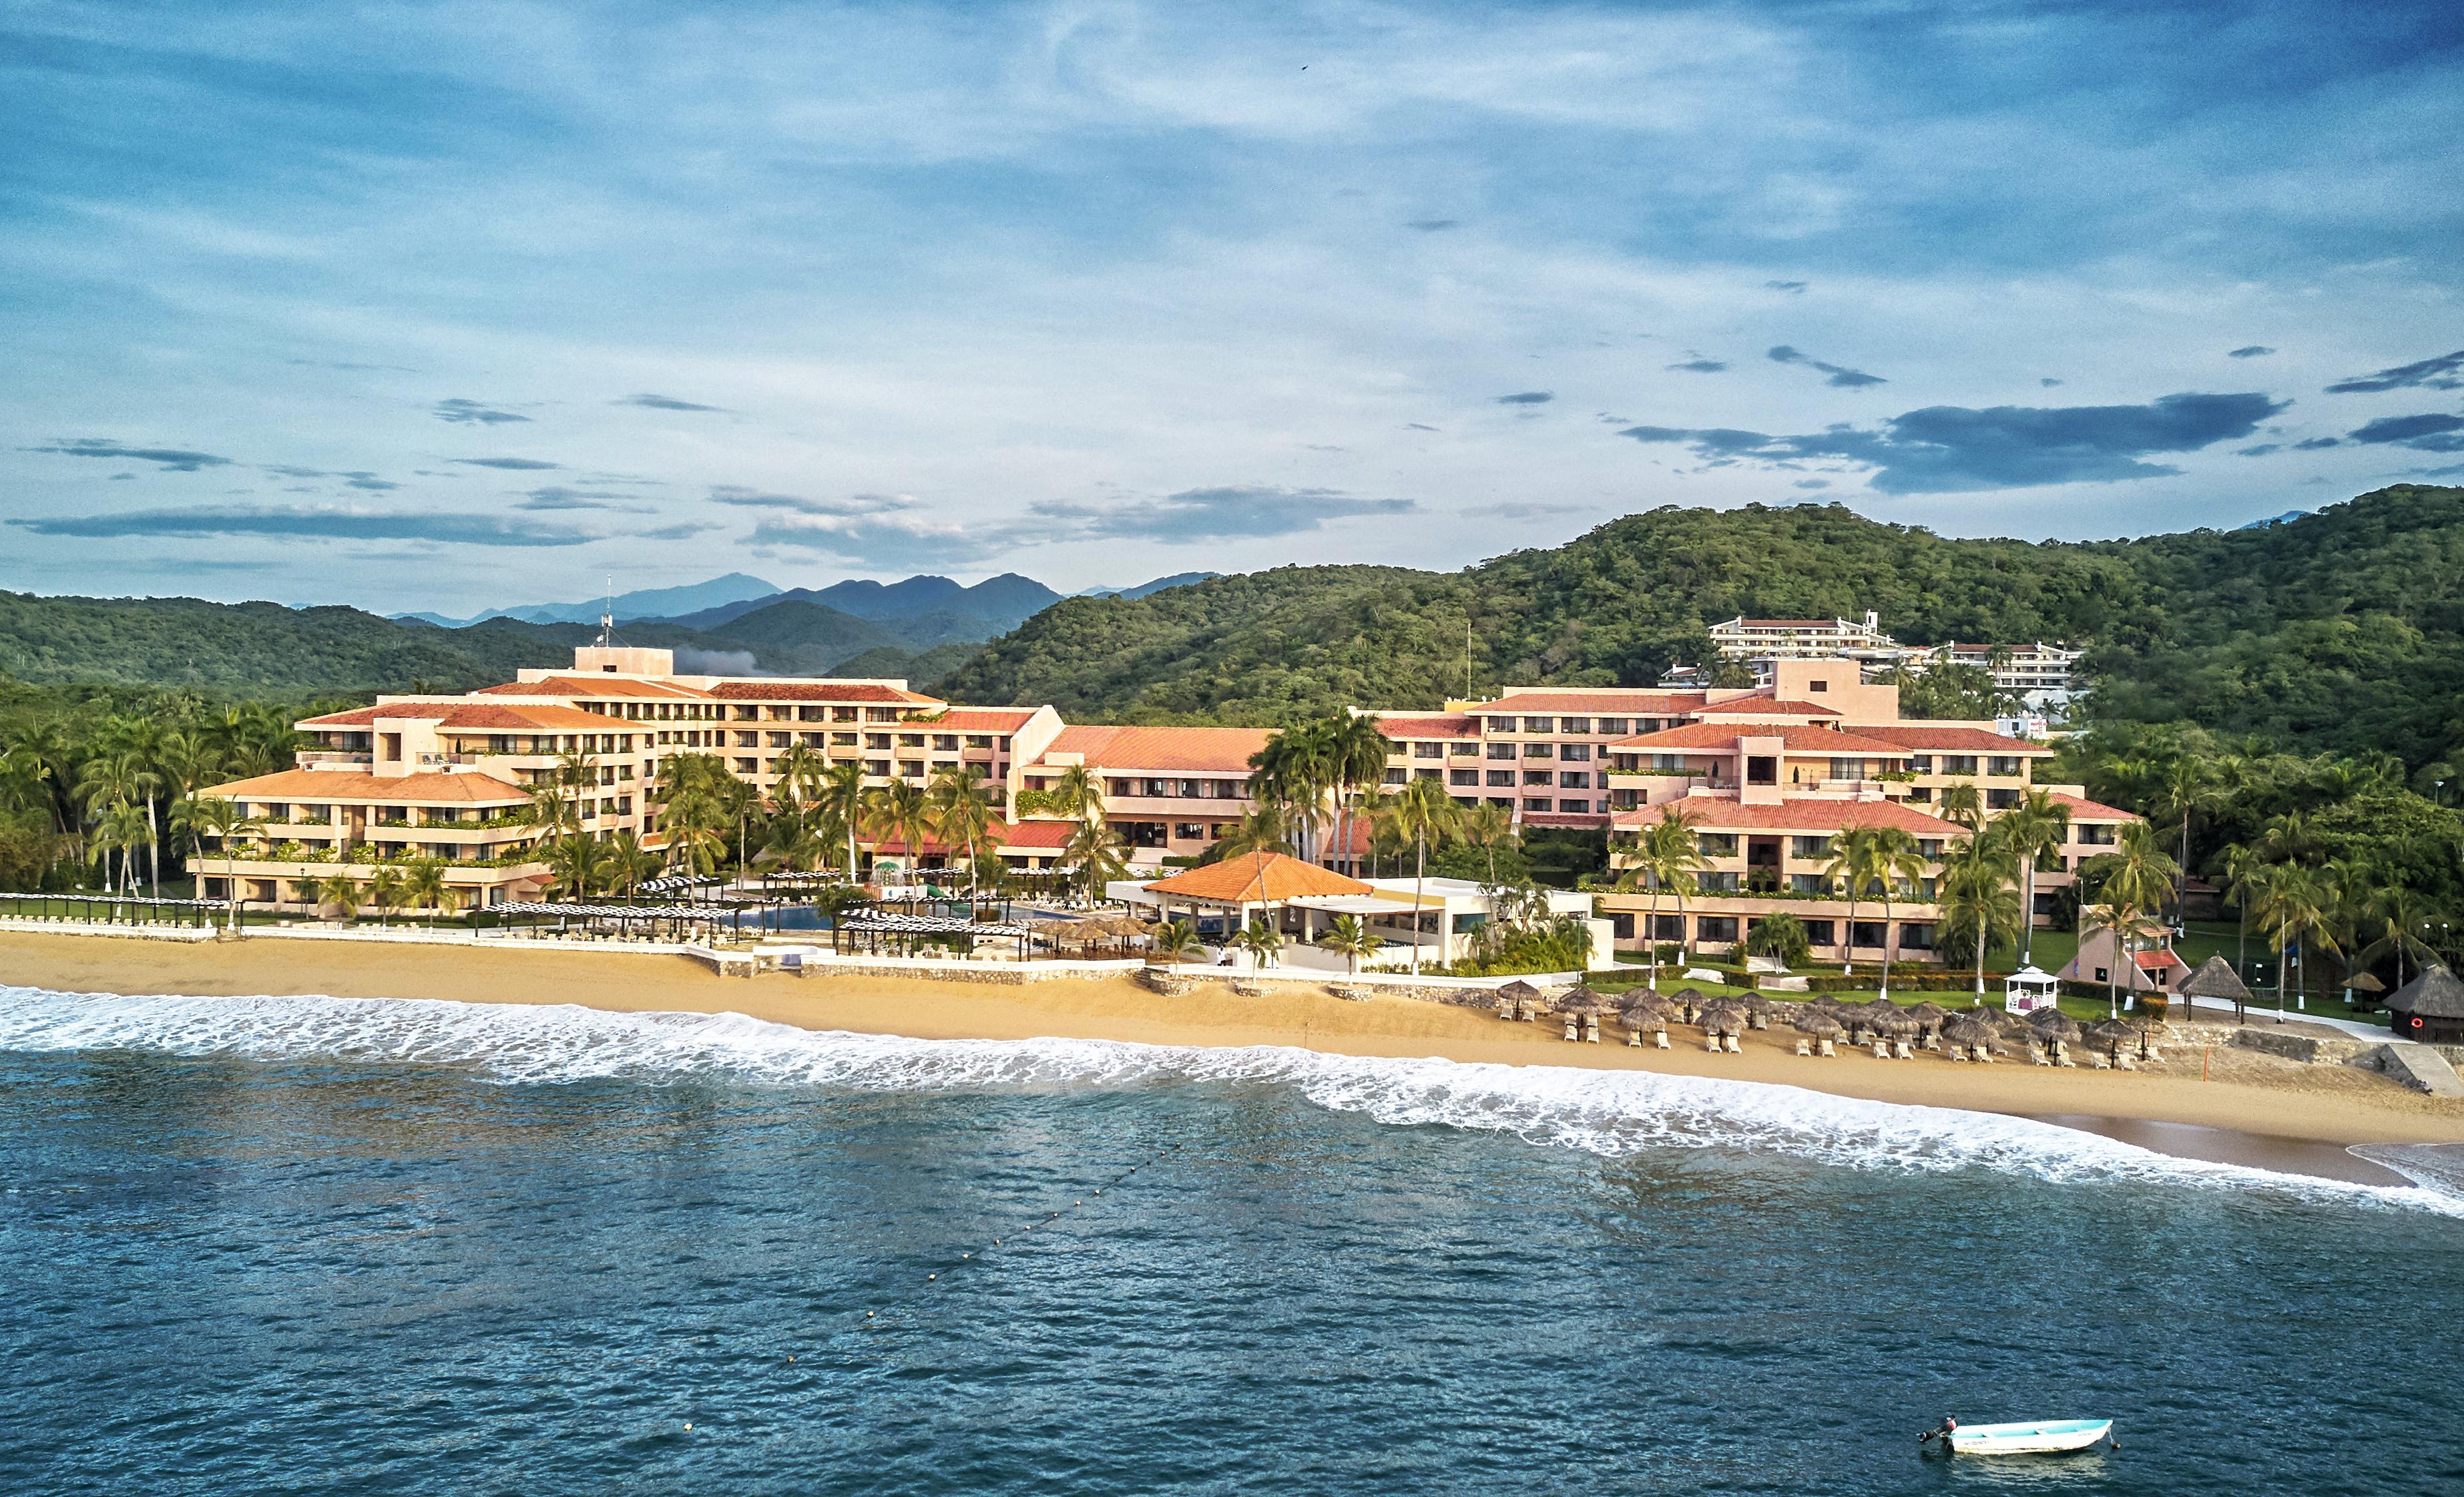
[936,485,2464,771]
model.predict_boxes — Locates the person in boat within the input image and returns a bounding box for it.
[1919,1416,1957,1446]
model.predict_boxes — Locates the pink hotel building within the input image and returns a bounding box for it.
[199,645,2132,962]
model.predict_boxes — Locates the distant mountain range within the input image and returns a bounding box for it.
[1079,572,1221,600]
[397,573,780,629]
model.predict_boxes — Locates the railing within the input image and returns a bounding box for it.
[297,751,373,767]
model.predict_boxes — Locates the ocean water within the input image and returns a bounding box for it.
[3,986,2461,1496]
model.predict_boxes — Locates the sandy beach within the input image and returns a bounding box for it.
[7,930,2462,1168]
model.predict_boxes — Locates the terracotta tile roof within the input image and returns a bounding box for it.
[1733,618,1853,628]
[473,676,712,699]
[302,702,613,732]
[1612,794,1963,836]
[1610,722,1910,755]
[704,680,940,704]
[1477,690,1708,716]
[201,768,532,804]
[1373,712,1481,738]
[1144,851,1373,903]
[1857,724,2047,752]
[1693,697,1842,717]
[1039,724,1274,774]
[2049,791,2139,821]
[921,706,1042,732]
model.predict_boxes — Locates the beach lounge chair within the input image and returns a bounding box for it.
[1949,1046,1969,1062]
[2116,1052,2136,1070]
[1817,1038,1836,1056]
[1794,1038,1812,1056]
[1871,1040,1889,1060]
[1563,1018,1578,1042]
[1722,1032,1740,1053]
[1705,1032,1720,1052]
[1583,1015,1600,1043]
[1654,1030,1670,1049]
[1892,1038,1915,1060]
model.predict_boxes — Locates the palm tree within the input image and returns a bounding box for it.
[813,761,869,877]
[79,750,162,895]
[1037,763,1105,825]
[1458,801,1516,884]
[771,743,827,815]
[1248,720,1336,864]
[547,832,608,900]
[1822,825,1884,978]
[1936,829,2021,997]
[1061,816,1130,909]
[864,779,935,892]
[1995,788,2071,964]
[314,871,362,922]
[1627,807,1709,990]
[2357,881,2441,993]
[2146,755,2219,927]
[1325,712,1394,873]
[1317,912,1383,975]
[172,796,264,933]
[1214,801,1293,859]
[1861,826,1930,1004]
[1937,781,1984,831]
[2220,839,2269,979]
[1385,775,1462,975]
[366,865,406,928]
[403,856,449,928]
[604,829,660,898]
[2258,863,2341,1018]
[91,801,151,897]
[925,767,999,901]
[1230,919,1284,972]
[2078,821,2182,1018]
[1150,918,1205,966]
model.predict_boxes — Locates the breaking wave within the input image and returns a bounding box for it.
[5,985,2459,1217]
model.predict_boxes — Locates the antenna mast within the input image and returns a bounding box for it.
[597,575,613,648]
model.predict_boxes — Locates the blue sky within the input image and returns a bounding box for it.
[6,0,2462,613]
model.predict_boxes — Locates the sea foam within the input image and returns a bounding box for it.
[4,984,2459,1217]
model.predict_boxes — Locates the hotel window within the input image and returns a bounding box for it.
[1700,871,1738,892]
[1557,797,1589,813]
[734,706,759,721]
[735,730,758,748]
[1640,718,1665,733]
[1801,919,1836,945]
[1174,823,1206,841]
[866,760,890,777]
[1484,770,1514,787]
[1697,916,1738,943]
[1523,741,1555,759]
[1830,757,1863,780]
[734,758,758,774]
[899,733,925,748]
[866,708,899,723]
[798,732,824,748]
[1487,742,1517,760]
[1790,873,1825,895]
[768,732,790,748]
[1987,788,2019,810]
[1487,797,1514,809]
[1449,740,1479,757]
[1176,780,1201,798]
[1747,755,1778,786]
[965,735,993,749]
[1413,742,1443,759]
[833,707,859,723]
[1559,742,1590,761]
[1900,923,1936,951]
[1943,755,1978,775]
[1142,779,1170,797]
[1907,754,1933,773]
[1523,797,1552,812]
[1987,755,2023,777]
[1808,679,1828,694]
[865,734,891,750]
[1523,769,1553,786]
[1791,835,1829,859]
[933,734,959,752]
[1557,771,1589,789]
[832,732,858,746]
[1559,716,1591,734]
[1697,833,1738,857]
[1486,716,1517,732]
[1597,718,1629,735]
[1450,769,1479,787]
[898,761,925,779]
[1521,716,1553,732]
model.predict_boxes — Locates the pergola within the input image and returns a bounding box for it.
[493,900,744,940]
[1142,853,1376,947]
[832,911,1033,960]
[0,891,230,928]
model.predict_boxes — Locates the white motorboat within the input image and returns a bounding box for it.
[1925,1418,2114,1455]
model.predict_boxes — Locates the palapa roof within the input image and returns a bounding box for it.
[2387,964,2464,1019]
[2343,970,2387,994]
[2177,955,2254,1003]
[1144,851,1373,905]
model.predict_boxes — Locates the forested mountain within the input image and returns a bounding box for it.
[934,485,2464,774]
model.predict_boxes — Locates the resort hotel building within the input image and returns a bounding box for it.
[196,643,2135,970]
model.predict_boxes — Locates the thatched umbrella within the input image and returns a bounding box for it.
[1620,992,1674,1046]
[1941,1013,1999,1059]
[1698,1001,1746,1035]
[2027,1008,2083,1044]
[1903,1000,1950,1036]
[1738,993,1784,1030]
[1836,1000,1891,1041]
[2341,969,2387,1006]
[1670,986,1706,1024]
[1791,1008,1845,1055]
[1495,978,1544,1020]
[2176,954,2254,1021]
[1555,986,1607,1015]
[2084,1018,2138,1061]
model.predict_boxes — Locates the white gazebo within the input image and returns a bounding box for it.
[2003,966,2059,1016]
